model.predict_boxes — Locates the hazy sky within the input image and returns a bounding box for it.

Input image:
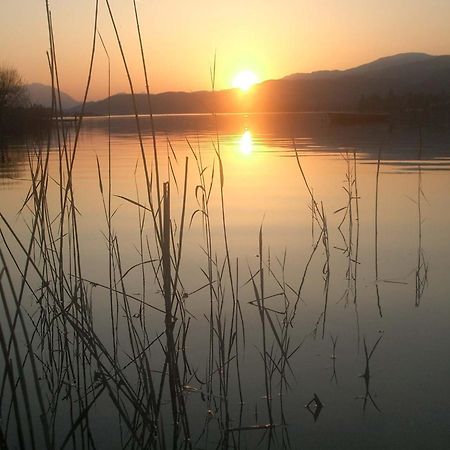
[1,0,449,100]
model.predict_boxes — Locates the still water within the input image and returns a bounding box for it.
[1,113,450,449]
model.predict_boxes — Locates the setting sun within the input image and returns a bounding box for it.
[232,70,259,91]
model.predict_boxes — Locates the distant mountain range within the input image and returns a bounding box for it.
[29,53,450,115]
[282,52,437,80]
[26,83,80,110]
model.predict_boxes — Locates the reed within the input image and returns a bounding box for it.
[1,2,426,449]
[359,335,383,412]
[374,146,383,317]
[415,127,428,306]
[293,142,331,339]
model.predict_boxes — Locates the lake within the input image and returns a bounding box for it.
[1,113,450,449]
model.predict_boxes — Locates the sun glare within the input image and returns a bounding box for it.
[232,70,259,92]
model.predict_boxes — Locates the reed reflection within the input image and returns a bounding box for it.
[0,142,29,185]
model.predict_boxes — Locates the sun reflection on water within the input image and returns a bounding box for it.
[239,130,253,155]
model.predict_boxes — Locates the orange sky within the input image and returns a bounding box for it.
[1,0,450,101]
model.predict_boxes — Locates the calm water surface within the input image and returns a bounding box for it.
[1,113,450,449]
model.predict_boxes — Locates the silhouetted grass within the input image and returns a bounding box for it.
[0,2,417,449]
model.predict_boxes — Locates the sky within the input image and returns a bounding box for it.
[1,0,450,101]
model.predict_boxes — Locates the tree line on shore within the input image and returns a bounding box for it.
[0,66,51,140]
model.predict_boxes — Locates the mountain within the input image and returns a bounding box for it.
[346,52,435,74]
[71,53,450,116]
[284,52,435,80]
[26,83,80,110]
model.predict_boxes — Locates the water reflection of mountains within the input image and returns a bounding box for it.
[2,113,450,183]
[82,113,450,166]
[0,144,29,185]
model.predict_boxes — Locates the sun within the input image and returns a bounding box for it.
[232,70,259,92]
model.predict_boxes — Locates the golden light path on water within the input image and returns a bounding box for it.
[239,129,253,155]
